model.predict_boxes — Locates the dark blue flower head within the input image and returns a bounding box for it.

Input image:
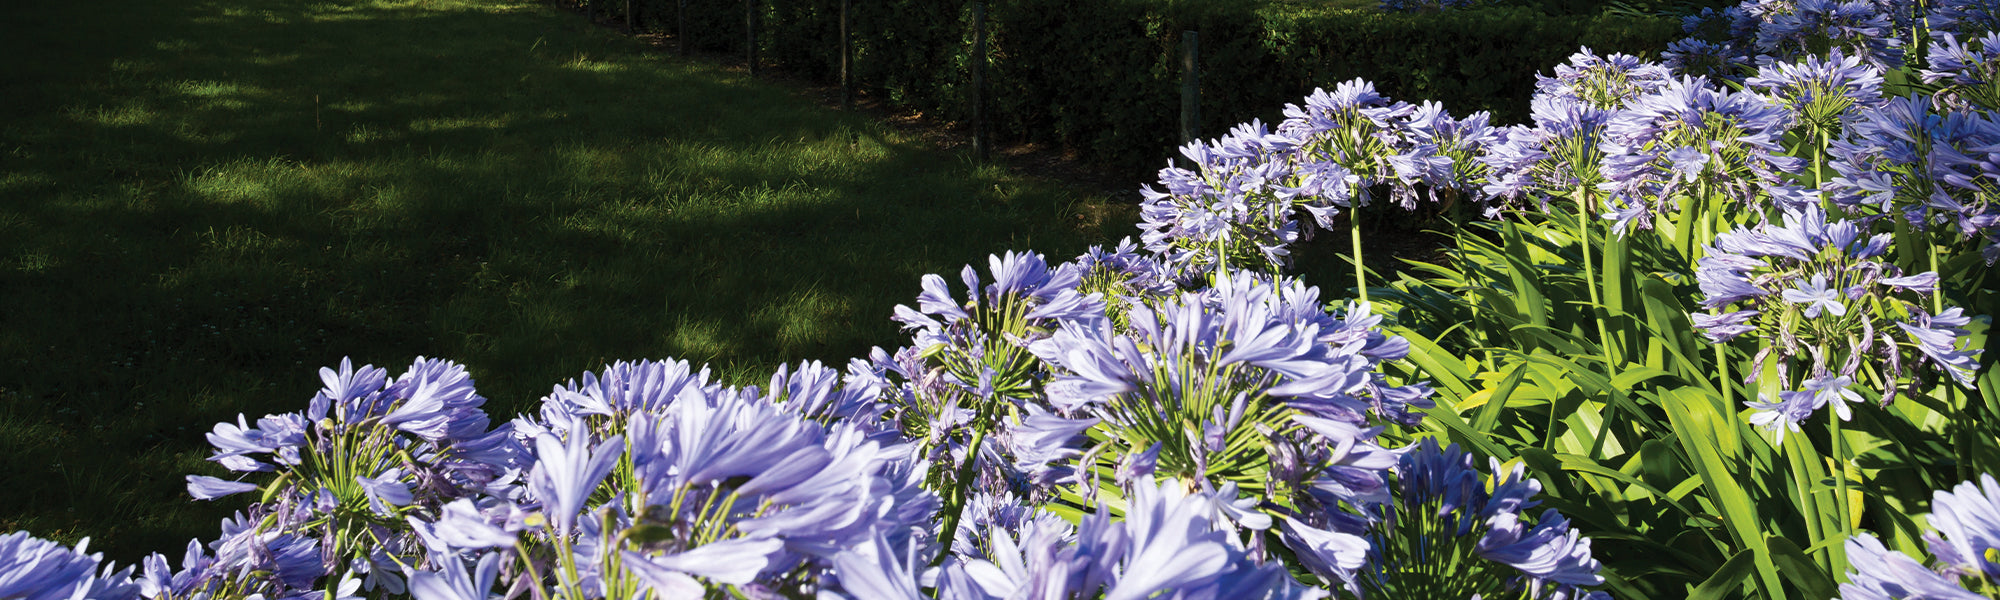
[1920,32,2000,108]
[1664,38,1755,80]
[1338,439,1605,599]
[1930,0,2000,38]
[1752,0,1905,68]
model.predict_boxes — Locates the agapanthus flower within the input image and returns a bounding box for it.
[1841,534,1988,599]
[1930,0,2000,37]
[824,477,1327,599]
[1752,0,1904,68]
[1923,32,2000,112]
[1386,101,1502,210]
[535,358,720,431]
[1925,473,2000,582]
[1744,48,1886,133]
[1693,204,1983,434]
[1139,121,1311,277]
[1482,95,1617,214]
[1029,273,1425,492]
[0,532,139,600]
[1337,439,1607,599]
[1535,48,1676,109]
[408,358,938,598]
[892,250,1100,402]
[1840,474,2000,598]
[1279,79,1417,207]
[1663,38,1754,80]
[1823,94,2000,263]
[1597,75,1801,236]
[183,357,521,595]
[1072,238,1180,328]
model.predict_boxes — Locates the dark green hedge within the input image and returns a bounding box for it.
[600,0,1680,175]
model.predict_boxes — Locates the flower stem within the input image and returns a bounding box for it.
[1352,189,1369,304]
[1578,185,1617,374]
[931,424,989,567]
[1830,407,1851,574]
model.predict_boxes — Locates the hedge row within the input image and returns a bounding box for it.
[604,0,1681,174]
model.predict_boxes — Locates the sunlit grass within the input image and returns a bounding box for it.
[0,0,1132,562]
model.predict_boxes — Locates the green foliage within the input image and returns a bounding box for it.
[1372,187,1999,598]
[665,0,1681,173]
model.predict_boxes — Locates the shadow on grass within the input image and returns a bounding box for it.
[0,0,1132,562]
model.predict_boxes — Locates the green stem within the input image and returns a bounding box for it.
[1830,407,1851,574]
[1932,244,1971,480]
[1578,186,1617,375]
[1352,189,1369,304]
[930,424,990,567]
[1717,342,1736,432]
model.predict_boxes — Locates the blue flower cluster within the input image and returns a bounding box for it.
[0,235,1612,598]
[1692,204,1981,437]
[1841,474,2000,598]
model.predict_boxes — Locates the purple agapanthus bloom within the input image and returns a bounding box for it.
[1898,307,1984,387]
[1477,510,1605,587]
[185,475,260,501]
[1930,0,2000,36]
[1824,94,2000,261]
[1694,205,1983,433]
[1920,32,2000,90]
[184,357,523,593]
[1597,76,1800,234]
[0,532,138,600]
[1753,0,1905,69]
[1841,474,2000,599]
[1744,48,1886,131]
[525,431,624,534]
[1925,473,2000,582]
[1692,310,1762,342]
[1535,47,1676,109]
[599,381,938,593]
[1782,274,1847,318]
[1840,533,1987,600]
[827,477,1325,600]
[1139,121,1311,277]
[538,358,720,424]
[1663,38,1754,80]
[409,553,503,600]
[1029,273,1423,485]
[1344,439,1608,599]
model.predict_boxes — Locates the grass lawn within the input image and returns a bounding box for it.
[0,0,1132,562]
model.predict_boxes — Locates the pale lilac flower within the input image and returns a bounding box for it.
[1745,49,1886,130]
[1782,274,1847,318]
[0,532,136,600]
[526,431,624,534]
[409,553,502,600]
[186,475,260,501]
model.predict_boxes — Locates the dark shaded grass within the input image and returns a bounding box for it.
[0,0,1131,562]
